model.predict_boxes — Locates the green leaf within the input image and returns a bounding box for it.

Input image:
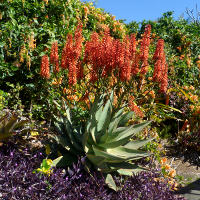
[97,94,112,137]
[98,136,132,149]
[52,154,76,167]
[110,121,151,142]
[86,154,105,165]
[109,162,147,175]
[124,138,153,150]
[156,103,182,113]
[118,111,134,126]
[106,146,149,160]
[92,146,126,162]
[105,174,117,191]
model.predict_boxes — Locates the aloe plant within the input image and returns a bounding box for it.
[52,92,152,190]
[0,112,28,142]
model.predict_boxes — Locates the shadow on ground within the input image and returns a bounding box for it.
[176,179,200,200]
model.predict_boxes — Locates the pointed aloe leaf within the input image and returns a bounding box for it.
[86,154,106,166]
[124,138,153,150]
[118,111,134,127]
[92,146,126,162]
[52,156,63,167]
[97,94,112,134]
[73,128,82,144]
[86,154,110,170]
[52,154,76,167]
[62,100,72,123]
[98,136,132,149]
[117,167,145,175]
[53,135,79,154]
[99,108,124,144]
[54,121,65,135]
[90,94,103,114]
[91,95,104,120]
[104,126,128,143]
[105,174,117,191]
[90,126,97,144]
[106,146,149,161]
[117,169,133,176]
[63,118,82,151]
[109,162,147,174]
[110,121,151,142]
[106,125,135,142]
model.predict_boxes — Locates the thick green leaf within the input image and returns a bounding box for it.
[92,146,126,162]
[106,146,149,160]
[96,94,113,140]
[109,162,147,174]
[118,111,134,127]
[53,135,79,154]
[105,174,117,191]
[110,121,151,142]
[52,154,76,167]
[98,136,132,149]
[63,118,82,151]
[124,138,153,150]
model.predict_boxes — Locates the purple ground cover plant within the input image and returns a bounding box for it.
[0,142,185,200]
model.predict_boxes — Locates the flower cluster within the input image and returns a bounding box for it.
[139,24,151,75]
[50,41,59,73]
[128,96,144,118]
[84,25,151,82]
[153,39,168,93]
[61,23,83,85]
[159,157,178,191]
[40,23,169,96]
[40,55,50,79]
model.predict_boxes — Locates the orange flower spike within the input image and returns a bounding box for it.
[50,41,60,73]
[129,34,136,60]
[68,59,77,85]
[120,36,131,81]
[76,60,84,80]
[139,24,151,74]
[40,55,50,79]
[74,22,83,59]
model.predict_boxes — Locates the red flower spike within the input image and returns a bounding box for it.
[139,24,151,75]
[50,41,60,73]
[76,60,84,80]
[129,34,136,60]
[40,55,50,79]
[153,39,168,93]
[131,52,140,75]
[68,60,77,85]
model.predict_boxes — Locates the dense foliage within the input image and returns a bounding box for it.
[0,0,199,199]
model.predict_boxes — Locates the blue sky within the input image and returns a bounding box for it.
[83,0,199,23]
